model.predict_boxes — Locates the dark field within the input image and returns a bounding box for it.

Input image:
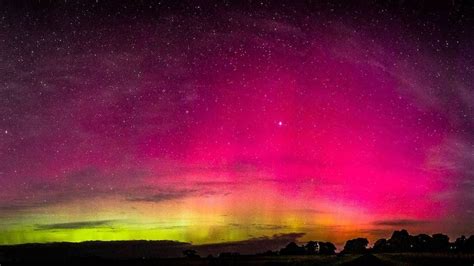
[1,253,474,266]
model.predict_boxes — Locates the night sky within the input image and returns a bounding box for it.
[0,1,473,248]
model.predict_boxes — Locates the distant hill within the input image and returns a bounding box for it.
[0,240,190,261]
[0,233,303,262]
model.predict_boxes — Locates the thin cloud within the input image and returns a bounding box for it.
[35,220,116,230]
[194,233,306,255]
[373,219,430,227]
[229,223,289,231]
[127,189,198,203]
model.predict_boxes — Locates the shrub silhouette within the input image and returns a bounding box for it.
[259,250,278,256]
[279,242,306,255]
[279,241,336,255]
[182,249,200,258]
[218,252,240,258]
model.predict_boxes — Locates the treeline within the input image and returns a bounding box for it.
[278,241,336,255]
[182,230,474,258]
[270,230,474,256]
[342,230,474,254]
[184,241,337,258]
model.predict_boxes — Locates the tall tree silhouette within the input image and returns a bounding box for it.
[389,229,412,252]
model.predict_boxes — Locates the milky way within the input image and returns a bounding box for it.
[0,1,473,247]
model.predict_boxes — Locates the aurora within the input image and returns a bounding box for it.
[0,0,472,250]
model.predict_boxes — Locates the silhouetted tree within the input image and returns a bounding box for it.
[452,235,474,253]
[412,234,432,252]
[342,238,369,253]
[319,242,336,255]
[279,242,306,255]
[388,229,412,252]
[304,241,318,255]
[454,235,466,252]
[373,238,388,252]
[465,235,474,252]
[431,234,449,252]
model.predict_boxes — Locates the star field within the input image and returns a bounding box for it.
[0,1,472,247]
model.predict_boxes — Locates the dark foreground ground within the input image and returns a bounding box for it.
[1,253,474,266]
